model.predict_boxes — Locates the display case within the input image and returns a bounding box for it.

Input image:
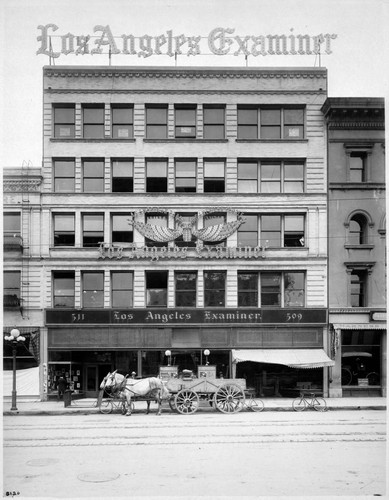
[159,365,179,381]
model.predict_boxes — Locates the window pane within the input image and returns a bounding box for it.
[84,215,103,230]
[112,107,133,123]
[261,109,281,125]
[284,126,303,139]
[83,272,104,289]
[147,161,167,176]
[261,272,281,306]
[112,272,133,289]
[113,161,133,177]
[204,108,224,123]
[83,107,104,123]
[54,215,74,231]
[262,164,280,180]
[238,180,257,193]
[55,179,75,192]
[147,107,167,123]
[175,108,196,125]
[203,125,224,139]
[54,160,75,177]
[284,272,305,307]
[113,125,133,139]
[83,125,104,138]
[238,108,257,124]
[55,107,74,123]
[284,109,304,124]
[3,213,20,232]
[238,163,257,179]
[285,163,304,179]
[261,126,281,139]
[204,162,224,177]
[176,161,196,177]
[146,125,167,139]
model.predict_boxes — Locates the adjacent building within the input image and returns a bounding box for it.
[322,97,386,397]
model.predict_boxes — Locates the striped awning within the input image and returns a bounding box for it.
[332,324,386,330]
[231,349,334,369]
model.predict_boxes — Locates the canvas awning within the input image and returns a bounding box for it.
[231,349,335,369]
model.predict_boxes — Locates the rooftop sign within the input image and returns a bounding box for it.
[37,25,337,59]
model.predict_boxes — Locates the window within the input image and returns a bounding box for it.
[203,213,226,246]
[82,272,104,308]
[175,105,196,138]
[3,213,20,236]
[203,106,225,139]
[237,215,258,247]
[237,107,304,139]
[83,159,104,192]
[284,216,305,247]
[261,215,305,248]
[261,215,281,247]
[204,271,226,307]
[54,159,75,192]
[54,214,75,246]
[349,152,367,182]
[111,214,133,245]
[238,162,258,193]
[238,272,258,307]
[175,160,196,192]
[238,160,304,193]
[111,105,133,139]
[146,105,168,139]
[3,271,21,308]
[175,272,197,307]
[112,159,133,192]
[111,271,133,308]
[351,271,366,307]
[145,213,168,248]
[146,271,168,307]
[53,272,75,308]
[261,162,281,193]
[204,160,225,192]
[82,105,104,139]
[82,214,104,247]
[237,108,258,139]
[349,214,368,245]
[146,160,167,192]
[260,271,305,307]
[284,272,305,306]
[53,105,75,138]
[261,109,281,139]
[175,213,197,248]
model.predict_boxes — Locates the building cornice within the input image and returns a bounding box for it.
[3,178,42,193]
[43,65,327,81]
[45,88,326,96]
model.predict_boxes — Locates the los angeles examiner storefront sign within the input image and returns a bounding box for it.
[46,308,327,325]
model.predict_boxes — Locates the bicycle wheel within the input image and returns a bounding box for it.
[341,368,352,386]
[367,372,380,385]
[99,398,113,414]
[313,397,327,412]
[250,399,265,412]
[292,397,306,411]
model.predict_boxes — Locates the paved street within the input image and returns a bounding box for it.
[3,409,386,498]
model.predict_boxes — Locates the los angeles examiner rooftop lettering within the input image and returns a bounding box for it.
[37,25,337,59]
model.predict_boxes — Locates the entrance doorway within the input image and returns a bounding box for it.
[85,364,111,397]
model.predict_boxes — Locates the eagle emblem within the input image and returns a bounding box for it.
[129,211,246,243]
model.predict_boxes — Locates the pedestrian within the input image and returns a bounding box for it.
[57,376,67,400]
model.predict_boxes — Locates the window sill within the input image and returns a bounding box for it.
[329,182,385,190]
[51,138,136,143]
[344,244,374,250]
[236,139,308,143]
[143,138,229,143]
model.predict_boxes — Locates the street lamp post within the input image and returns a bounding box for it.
[4,328,25,411]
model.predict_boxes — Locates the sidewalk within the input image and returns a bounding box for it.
[3,396,386,416]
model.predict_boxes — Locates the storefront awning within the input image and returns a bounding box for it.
[332,323,386,330]
[231,349,335,369]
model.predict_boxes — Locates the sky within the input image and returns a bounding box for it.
[1,0,388,168]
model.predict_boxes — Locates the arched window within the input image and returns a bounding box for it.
[349,214,367,244]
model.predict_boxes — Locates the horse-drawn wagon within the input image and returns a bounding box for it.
[161,365,261,414]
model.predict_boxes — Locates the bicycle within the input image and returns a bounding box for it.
[292,392,328,412]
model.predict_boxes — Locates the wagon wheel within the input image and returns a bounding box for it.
[174,390,200,414]
[214,384,246,413]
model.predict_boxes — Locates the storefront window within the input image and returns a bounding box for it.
[341,330,381,386]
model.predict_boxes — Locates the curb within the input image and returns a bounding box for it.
[3,405,386,416]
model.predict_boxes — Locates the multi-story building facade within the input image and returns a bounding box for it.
[4,65,334,401]
[322,97,386,398]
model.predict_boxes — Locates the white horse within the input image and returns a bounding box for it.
[100,371,170,416]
